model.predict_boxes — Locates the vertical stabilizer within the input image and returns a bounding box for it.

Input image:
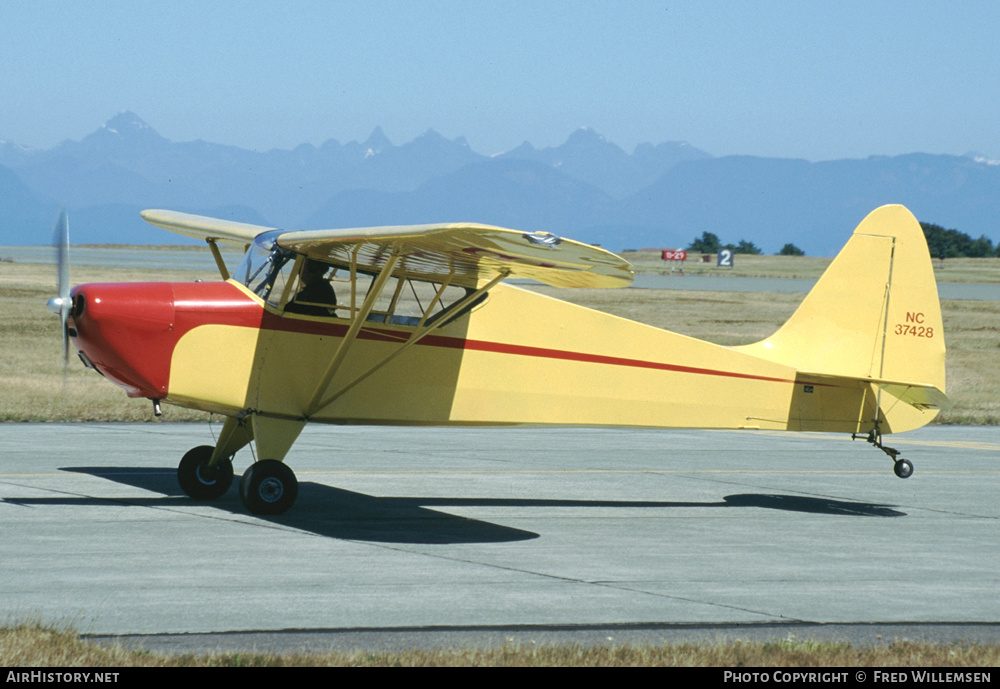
[735,205,946,430]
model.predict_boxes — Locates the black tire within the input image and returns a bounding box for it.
[239,459,298,515]
[893,458,914,479]
[178,445,234,499]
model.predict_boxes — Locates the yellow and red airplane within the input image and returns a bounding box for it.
[48,204,948,515]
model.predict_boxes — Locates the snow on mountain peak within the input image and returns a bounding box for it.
[96,111,162,141]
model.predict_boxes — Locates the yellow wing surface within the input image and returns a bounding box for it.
[141,209,633,289]
[140,209,273,247]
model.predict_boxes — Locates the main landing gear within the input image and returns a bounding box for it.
[239,459,298,515]
[853,426,914,479]
[177,446,234,499]
[176,414,305,514]
[176,448,298,515]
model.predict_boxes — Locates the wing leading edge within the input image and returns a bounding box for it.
[140,209,275,247]
[141,210,633,289]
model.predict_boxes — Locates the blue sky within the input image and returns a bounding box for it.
[3,1,998,160]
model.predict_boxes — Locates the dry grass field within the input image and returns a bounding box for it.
[625,250,1000,283]
[1,255,998,424]
[2,622,998,667]
[0,262,219,422]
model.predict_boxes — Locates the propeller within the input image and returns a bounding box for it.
[45,209,71,368]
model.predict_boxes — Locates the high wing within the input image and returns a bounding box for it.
[141,209,275,247]
[141,210,633,289]
[277,223,632,288]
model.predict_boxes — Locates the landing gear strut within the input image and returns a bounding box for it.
[853,426,913,479]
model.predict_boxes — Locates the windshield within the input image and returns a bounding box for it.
[234,230,294,301]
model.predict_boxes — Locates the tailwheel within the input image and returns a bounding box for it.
[240,459,298,515]
[893,458,914,479]
[178,445,234,499]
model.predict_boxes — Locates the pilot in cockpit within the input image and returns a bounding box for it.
[285,258,337,316]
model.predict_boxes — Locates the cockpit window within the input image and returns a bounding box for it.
[333,271,483,327]
[234,237,488,325]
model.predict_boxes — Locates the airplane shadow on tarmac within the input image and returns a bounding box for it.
[4,466,905,545]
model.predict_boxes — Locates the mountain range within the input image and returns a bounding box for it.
[2,111,998,256]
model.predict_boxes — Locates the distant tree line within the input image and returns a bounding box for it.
[687,232,763,255]
[687,231,802,256]
[685,223,1000,259]
[920,223,999,258]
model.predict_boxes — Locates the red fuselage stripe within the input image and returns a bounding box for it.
[260,313,803,385]
[423,334,801,384]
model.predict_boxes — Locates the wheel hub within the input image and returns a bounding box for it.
[258,477,285,503]
[195,464,218,486]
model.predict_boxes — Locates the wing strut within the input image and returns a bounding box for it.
[303,249,402,415]
[304,269,509,417]
[206,238,231,280]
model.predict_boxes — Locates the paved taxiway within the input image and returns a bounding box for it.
[1,423,997,650]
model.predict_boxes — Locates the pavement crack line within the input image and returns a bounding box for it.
[324,536,804,623]
[156,510,807,623]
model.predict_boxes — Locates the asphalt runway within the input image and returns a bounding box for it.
[1,422,997,653]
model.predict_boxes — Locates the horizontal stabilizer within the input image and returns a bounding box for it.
[877,382,951,412]
[802,371,952,411]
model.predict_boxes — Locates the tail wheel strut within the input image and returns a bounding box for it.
[853,426,913,479]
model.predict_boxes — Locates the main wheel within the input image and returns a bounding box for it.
[178,445,234,499]
[893,458,914,479]
[239,459,298,515]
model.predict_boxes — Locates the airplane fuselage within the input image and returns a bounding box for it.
[69,279,926,435]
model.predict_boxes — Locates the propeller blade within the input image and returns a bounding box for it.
[51,209,71,367]
[54,208,69,301]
